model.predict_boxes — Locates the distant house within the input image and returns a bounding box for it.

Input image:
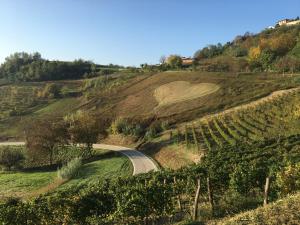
[181,57,194,66]
[277,18,300,26]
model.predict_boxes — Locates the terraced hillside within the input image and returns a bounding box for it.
[144,86,300,168]
[0,71,299,140]
[0,83,44,119]
[180,87,300,152]
[0,81,82,139]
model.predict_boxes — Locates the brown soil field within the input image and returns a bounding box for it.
[92,71,294,125]
[154,81,220,107]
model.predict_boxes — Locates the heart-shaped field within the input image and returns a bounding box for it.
[154,81,220,107]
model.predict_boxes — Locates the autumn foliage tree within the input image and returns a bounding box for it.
[166,55,183,68]
[64,110,105,158]
[25,119,68,166]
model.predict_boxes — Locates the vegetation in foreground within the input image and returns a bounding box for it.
[0,146,132,200]
[208,192,300,225]
[0,21,300,225]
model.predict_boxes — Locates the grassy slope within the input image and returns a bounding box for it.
[59,153,132,190]
[0,170,56,199]
[209,193,300,225]
[1,72,298,140]
[91,72,299,130]
[0,150,132,200]
[0,80,82,139]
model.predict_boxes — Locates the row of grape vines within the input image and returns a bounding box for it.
[174,89,300,152]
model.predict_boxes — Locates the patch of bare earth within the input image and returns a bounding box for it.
[152,145,201,170]
[102,134,138,148]
[25,179,67,199]
[154,81,220,107]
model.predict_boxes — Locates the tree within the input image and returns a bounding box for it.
[194,43,224,60]
[269,33,297,56]
[25,119,68,165]
[275,56,300,74]
[159,55,166,64]
[64,111,105,158]
[0,147,24,171]
[166,55,182,68]
[248,46,261,61]
[0,52,94,82]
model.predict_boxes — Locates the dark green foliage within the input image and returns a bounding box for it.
[0,52,93,82]
[194,43,225,60]
[0,146,24,171]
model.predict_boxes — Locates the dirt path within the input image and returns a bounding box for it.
[0,142,158,175]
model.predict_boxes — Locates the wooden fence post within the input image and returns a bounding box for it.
[264,176,270,207]
[173,177,182,211]
[193,178,201,221]
[176,129,180,145]
[185,125,189,149]
[207,177,214,215]
[192,124,199,151]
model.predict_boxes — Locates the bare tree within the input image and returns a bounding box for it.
[159,55,166,64]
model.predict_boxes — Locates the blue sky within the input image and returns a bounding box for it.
[0,0,299,66]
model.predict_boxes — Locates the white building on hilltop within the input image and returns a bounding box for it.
[277,18,300,26]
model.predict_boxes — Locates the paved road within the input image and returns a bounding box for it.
[0,142,158,175]
[93,144,158,175]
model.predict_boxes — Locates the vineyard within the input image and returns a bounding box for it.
[0,84,44,120]
[174,88,300,153]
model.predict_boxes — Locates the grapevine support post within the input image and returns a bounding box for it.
[264,176,270,207]
[173,177,182,211]
[207,177,214,215]
[185,125,189,149]
[193,178,201,221]
[192,123,199,151]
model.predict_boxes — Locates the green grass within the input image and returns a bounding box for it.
[34,98,80,116]
[58,152,133,190]
[0,149,133,199]
[0,170,56,199]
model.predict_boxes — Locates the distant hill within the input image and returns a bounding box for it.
[193,23,300,73]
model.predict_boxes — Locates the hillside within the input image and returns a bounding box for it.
[1,19,300,225]
[193,23,300,73]
[209,192,300,225]
[1,71,299,140]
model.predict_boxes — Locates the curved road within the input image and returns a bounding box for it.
[0,142,158,175]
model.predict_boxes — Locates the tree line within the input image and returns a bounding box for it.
[0,52,123,82]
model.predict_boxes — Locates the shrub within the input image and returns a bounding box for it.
[161,120,170,131]
[276,162,300,196]
[57,157,82,180]
[0,147,24,171]
[110,118,145,137]
[144,121,163,140]
[37,83,62,99]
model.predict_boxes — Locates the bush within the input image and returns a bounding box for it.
[110,118,145,137]
[57,157,82,180]
[144,121,163,140]
[0,147,24,171]
[37,83,62,99]
[276,162,300,196]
